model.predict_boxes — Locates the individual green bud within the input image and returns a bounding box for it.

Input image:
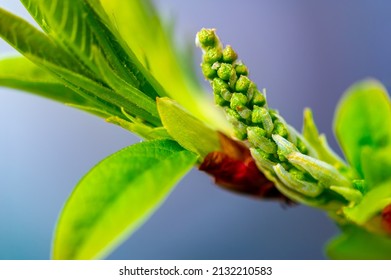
[274,164,323,198]
[329,186,362,203]
[222,45,238,63]
[230,92,247,110]
[234,121,248,140]
[235,63,249,76]
[247,127,277,154]
[245,82,256,101]
[212,78,229,95]
[214,93,227,106]
[197,28,218,49]
[250,148,276,171]
[251,106,274,135]
[289,167,308,181]
[237,106,252,120]
[249,125,267,137]
[220,88,233,101]
[274,180,330,208]
[272,134,299,159]
[201,63,217,79]
[273,120,289,138]
[228,70,238,89]
[235,75,251,93]
[226,108,247,139]
[296,137,309,155]
[251,89,266,107]
[217,63,235,81]
[287,152,351,187]
[225,107,241,120]
[252,105,266,123]
[204,47,223,64]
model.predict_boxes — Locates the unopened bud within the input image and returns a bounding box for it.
[235,75,251,93]
[230,92,248,110]
[212,78,229,95]
[197,28,218,49]
[274,164,323,197]
[237,106,252,120]
[226,108,247,140]
[272,134,299,159]
[273,120,288,138]
[217,63,235,81]
[214,93,227,106]
[296,137,309,155]
[251,89,266,107]
[252,106,273,135]
[250,148,276,171]
[235,63,249,76]
[204,48,223,64]
[247,126,277,154]
[222,45,238,63]
[287,152,351,187]
[220,88,232,101]
[201,63,217,79]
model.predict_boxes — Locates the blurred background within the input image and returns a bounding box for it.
[1,1,391,259]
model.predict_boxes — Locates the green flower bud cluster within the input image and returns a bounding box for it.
[196,28,361,209]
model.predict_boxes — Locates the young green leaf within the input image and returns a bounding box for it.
[0,7,121,118]
[303,108,349,170]
[21,0,166,99]
[93,0,232,134]
[343,179,391,225]
[20,0,98,74]
[327,225,391,259]
[95,0,198,101]
[0,7,85,75]
[52,139,197,260]
[106,116,170,140]
[361,146,391,189]
[157,97,221,159]
[334,79,391,177]
[0,56,96,108]
[34,56,162,125]
[93,48,160,121]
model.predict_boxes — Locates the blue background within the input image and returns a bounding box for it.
[1,1,391,259]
